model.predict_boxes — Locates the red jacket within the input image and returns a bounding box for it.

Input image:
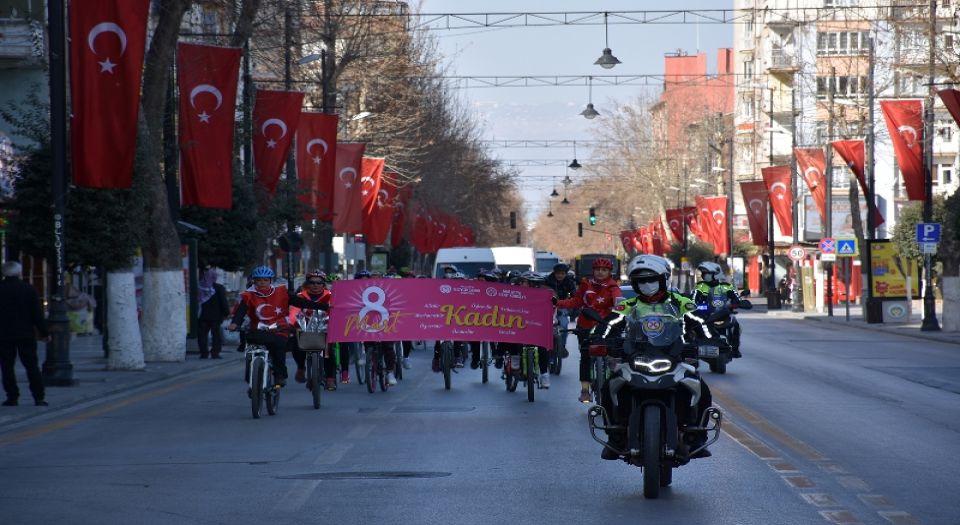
[557,277,622,329]
[288,289,332,326]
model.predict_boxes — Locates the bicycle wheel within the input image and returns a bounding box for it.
[591,357,604,404]
[526,347,536,402]
[441,341,453,390]
[378,348,388,392]
[551,333,564,375]
[266,383,279,416]
[250,358,264,419]
[394,342,403,381]
[309,353,322,409]
[365,347,376,394]
[480,342,489,384]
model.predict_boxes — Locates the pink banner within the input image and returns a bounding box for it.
[328,279,554,346]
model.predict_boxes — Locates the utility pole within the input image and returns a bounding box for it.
[766,87,779,310]
[243,38,252,180]
[321,0,337,276]
[42,0,74,386]
[791,79,804,312]
[283,5,296,290]
[921,0,941,331]
[865,35,882,323]
[826,66,835,317]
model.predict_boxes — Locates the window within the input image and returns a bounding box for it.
[816,31,871,55]
[817,74,869,98]
[743,60,754,79]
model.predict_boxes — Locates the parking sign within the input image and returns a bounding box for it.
[916,223,941,244]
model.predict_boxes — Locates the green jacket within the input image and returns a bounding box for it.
[602,292,706,348]
[692,281,740,313]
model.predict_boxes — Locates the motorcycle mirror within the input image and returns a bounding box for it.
[739,299,753,310]
[740,289,751,298]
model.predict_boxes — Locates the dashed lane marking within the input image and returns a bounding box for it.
[878,511,922,525]
[820,510,864,524]
[801,493,840,508]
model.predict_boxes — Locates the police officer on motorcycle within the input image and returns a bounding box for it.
[597,255,715,460]
[690,261,748,358]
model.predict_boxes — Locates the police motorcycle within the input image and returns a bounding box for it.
[691,262,752,374]
[582,256,723,499]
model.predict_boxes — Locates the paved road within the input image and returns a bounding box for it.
[0,314,957,525]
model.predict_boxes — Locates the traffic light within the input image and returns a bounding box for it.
[578,222,583,237]
[509,211,517,229]
[588,207,597,225]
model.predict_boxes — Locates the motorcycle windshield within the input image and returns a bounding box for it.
[626,312,683,349]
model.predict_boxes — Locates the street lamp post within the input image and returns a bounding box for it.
[766,88,780,310]
[42,0,74,386]
[921,0,941,331]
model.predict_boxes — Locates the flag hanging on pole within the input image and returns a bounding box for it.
[880,99,926,201]
[177,43,241,208]
[296,112,339,220]
[832,139,885,227]
[363,175,395,246]
[761,165,793,237]
[253,90,304,194]
[794,147,828,224]
[939,89,960,127]
[69,0,150,188]
[331,144,367,234]
[740,181,769,247]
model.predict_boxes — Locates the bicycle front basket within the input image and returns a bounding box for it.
[297,331,327,351]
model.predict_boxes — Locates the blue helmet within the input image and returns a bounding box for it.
[354,270,371,279]
[251,266,275,279]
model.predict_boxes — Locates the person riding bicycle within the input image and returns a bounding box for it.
[353,270,398,386]
[466,270,503,370]
[690,261,746,358]
[596,254,715,460]
[228,266,329,387]
[556,257,622,403]
[544,262,577,357]
[432,270,470,372]
[288,270,344,389]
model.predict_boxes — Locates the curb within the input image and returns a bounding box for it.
[802,315,959,346]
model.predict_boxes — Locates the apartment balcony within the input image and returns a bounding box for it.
[0,16,44,66]
[767,49,800,79]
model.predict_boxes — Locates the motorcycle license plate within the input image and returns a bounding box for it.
[698,345,720,358]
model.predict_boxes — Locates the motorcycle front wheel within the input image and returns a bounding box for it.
[642,404,663,499]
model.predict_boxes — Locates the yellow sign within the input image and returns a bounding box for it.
[869,241,920,299]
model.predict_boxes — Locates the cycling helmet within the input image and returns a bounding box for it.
[305,269,327,282]
[592,258,614,270]
[354,270,371,279]
[478,270,500,282]
[697,261,723,283]
[552,263,570,273]
[626,255,671,299]
[448,271,466,280]
[520,271,546,286]
[505,270,522,285]
[251,266,275,279]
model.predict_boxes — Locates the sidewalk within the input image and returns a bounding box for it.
[0,333,241,431]
[756,301,959,346]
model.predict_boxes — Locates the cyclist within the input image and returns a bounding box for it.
[556,257,622,403]
[228,266,329,387]
[690,261,746,358]
[353,270,398,386]
[288,270,343,389]
[597,254,714,460]
[432,270,469,372]
[544,262,577,358]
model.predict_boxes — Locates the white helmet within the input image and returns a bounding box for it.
[627,254,672,281]
[697,261,723,282]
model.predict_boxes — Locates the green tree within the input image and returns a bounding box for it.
[891,196,948,264]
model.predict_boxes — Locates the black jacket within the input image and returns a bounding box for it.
[544,274,578,300]
[199,283,230,321]
[0,276,48,341]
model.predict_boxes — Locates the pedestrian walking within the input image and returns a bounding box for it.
[197,267,230,359]
[0,261,49,406]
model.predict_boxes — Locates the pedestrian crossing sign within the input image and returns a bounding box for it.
[836,238,858,257]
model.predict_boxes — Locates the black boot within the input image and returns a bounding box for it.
[731,347,742,358]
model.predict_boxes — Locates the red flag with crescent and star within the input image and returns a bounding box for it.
[694,196,716,248]
[740,181,769,247]
[832,139,885,227]
[650,217,666,256]
[177,43,241,209]
[880,100,926,201]
[331,143,367,234]
[794,147,828,224]
[664,208,685,243]
[619,230,636,254]
[683,206,702,242]
[363,174,396,246]
[254,90,304,194]
[761,165,793,237]
[69,0,150,188]
[390,185,413,247]
[698,196,728,256]
[296,112,339,220]
[939,89,960,127]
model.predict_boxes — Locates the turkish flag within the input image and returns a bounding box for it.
[331,144,366,233]
[880,100,926,201]
[651,218,666,256]
[296,112,339,220]
[740,181,769,247]
[832,140,885,227]
[665,208,685,243]
[794,147,828,224]
[363,175,395,246]
[410,201,430,253]
[683,206,703,242]
[619,230,636,253]
[177,43,241,208]
[698,196,728,255]
[390,185,413,247]
[359,158,383,215]
[634,226,651,254]
[762,165,793,237]
[939,89,960,127]
[69,0,150,188]
[254,90,304,194]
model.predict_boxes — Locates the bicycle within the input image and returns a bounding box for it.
[437,340,466,390]
[295,313,328,410]
[550,327,574,376]
[479,341,492,384]
[364,342,388,393]
[393,341,404,381]
[244,336,281,419]
[501,345,541,402]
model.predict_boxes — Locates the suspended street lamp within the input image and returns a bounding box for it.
[594,12,621,69]
[580,76,599,119]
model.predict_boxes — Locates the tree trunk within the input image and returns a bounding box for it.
[105,270,145,370]
[942,276,960,332]
[137,0,192,362]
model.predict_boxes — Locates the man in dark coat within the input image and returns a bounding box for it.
[197,267,230,359]
[0,261,49,406]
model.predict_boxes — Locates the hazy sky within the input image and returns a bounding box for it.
[416,1,733,220]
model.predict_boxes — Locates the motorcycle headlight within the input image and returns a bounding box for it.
[631,356,674,374]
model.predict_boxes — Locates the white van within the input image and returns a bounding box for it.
[534,251,561,273]
[492,246,535,274]
[433,247,497,278]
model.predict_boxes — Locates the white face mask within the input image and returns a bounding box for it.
[701,272,716,282]
[637,281,661,296]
